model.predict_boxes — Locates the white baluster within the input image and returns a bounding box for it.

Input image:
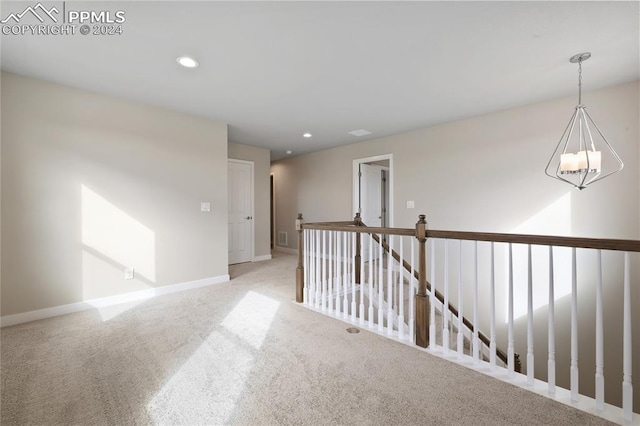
[410,238,416,343]
[527,244,534,386]
[315,230,321,309]
[319,230,323,309]
[322,230,327,312]
[570,247,579,402]
[343,231,349,319]
[359,232,365,325]
[335,232,339,312]
[429,238,436,349]
[443,240,450,355]
[332,231,342,316]
[508,243,514,377]
[328,231,334,313]
[473,241,479,364]
[457,240,464,359]
[325,231,333,314]
[308,229,313,305]
[307,229,313,306]
[548,246,556,396]
[368,234,374,328]
[394,271,398,321]
[378,234,384,332]
[623,251,633,422]
[334,232,340,316]
[303,229,309,305]
[387,235,394,335]
[490,242,496,370]
[351,232,357,321]
[398,238,405,339]
[595,249,604,411]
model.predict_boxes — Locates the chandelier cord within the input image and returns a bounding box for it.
[578,58,583,105]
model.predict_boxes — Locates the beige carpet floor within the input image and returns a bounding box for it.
[1,252,614,425]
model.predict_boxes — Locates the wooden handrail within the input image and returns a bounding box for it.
[427,230,640,252]
[302,222,640,252]
[312,221,358,226]
[302,222,415,236]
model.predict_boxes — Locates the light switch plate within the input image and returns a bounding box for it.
[201,202,211,212]
[406,200,415,209]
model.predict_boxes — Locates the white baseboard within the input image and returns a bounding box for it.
[253,254,272,262]
[274,245,297,255]
[0,274,230,328]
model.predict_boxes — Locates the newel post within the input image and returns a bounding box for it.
[415,214,430,348]
[295,213,304,303]
[354,212,362,284]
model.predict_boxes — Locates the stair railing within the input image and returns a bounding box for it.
[295,212,639,422]
[297,213,515,368]
[354,215,519,371]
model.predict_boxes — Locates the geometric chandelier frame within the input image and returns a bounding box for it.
[544,52,623,190]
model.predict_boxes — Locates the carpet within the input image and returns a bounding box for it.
[1,252,613,425]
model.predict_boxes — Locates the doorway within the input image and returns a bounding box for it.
[353,154,392,228]
[353,155,392,257]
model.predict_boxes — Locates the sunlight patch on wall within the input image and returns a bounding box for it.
[507,192,573,320]
[81,185,156,282]
[81,185,157,319]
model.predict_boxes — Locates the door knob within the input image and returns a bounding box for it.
[245,216,252,220]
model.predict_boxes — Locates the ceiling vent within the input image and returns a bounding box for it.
[348,129,372,137]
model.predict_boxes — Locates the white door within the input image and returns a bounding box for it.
[228,160,253,264]
[360,164,383,228]
[360,163,384,259]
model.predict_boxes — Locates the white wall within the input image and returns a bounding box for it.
[1,72,229,316]
[271,80,640,409]
[228,141,271,259]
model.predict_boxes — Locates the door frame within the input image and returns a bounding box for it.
[353,154,393,227]
[270,172,276,250]
[228,158,255,263]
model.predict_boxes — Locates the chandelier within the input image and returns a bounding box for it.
[545,52,623,190]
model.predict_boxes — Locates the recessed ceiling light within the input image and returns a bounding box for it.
[286,150,293,155]
[303,133,312,138]
[176,56,199,69]
[348,129,372,137]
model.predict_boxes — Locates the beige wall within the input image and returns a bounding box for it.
[273,81,639,241]
[1,72,229,316]
[228,142,271,259]
[271,80,640,409]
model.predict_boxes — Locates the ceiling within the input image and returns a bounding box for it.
[1,1,638,160]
